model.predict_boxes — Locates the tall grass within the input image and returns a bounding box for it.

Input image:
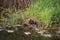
[4,0,60,27]
[20,0,59,27]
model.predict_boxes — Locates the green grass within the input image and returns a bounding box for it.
[3,0,60,27]
[20,0,60,27]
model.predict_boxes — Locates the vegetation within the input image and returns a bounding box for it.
[2,0,60,27]
[0,0,60,40]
